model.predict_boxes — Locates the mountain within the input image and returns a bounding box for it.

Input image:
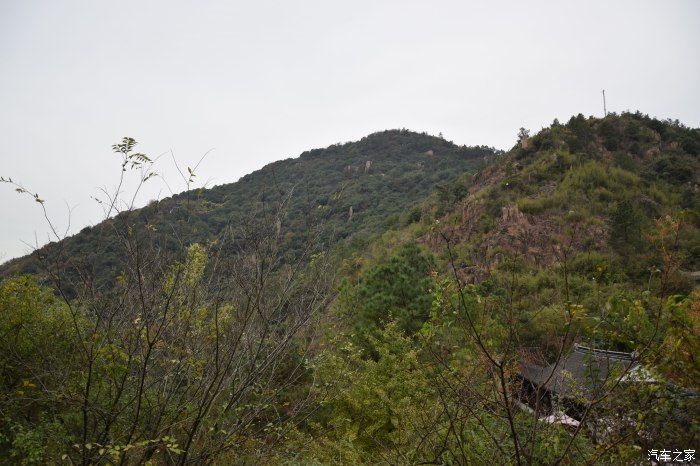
[0,129,496,288]
[2,112,698,464]
[339,112,700,361]
[418,112,699,284]
[287,112,700,464]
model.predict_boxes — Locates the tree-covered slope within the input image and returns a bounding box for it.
[341,112,700,361]
[284,113,700,464]
[2,113,698,464]
[1,129,495,287]
[418,112,699,285]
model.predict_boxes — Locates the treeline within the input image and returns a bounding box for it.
[0,130,495,291]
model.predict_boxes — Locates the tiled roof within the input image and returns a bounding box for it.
[520,345,638,400]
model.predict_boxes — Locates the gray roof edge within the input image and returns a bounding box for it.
[573,344,635,361]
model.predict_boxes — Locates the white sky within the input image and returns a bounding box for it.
[1,0,698,262]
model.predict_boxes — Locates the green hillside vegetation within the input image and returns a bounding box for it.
[0,113,698,464]
[302,113,699,463]
[0,130,495,290]
[422,112,700,328]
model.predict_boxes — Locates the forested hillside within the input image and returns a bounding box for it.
[422,112,699,293]
[0,113,698,464]
[311,112,699,464]
[0,130,494,289]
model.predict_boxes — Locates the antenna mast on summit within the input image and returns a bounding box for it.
[602,90,607,116]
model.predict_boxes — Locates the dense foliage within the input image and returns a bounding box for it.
[1,113,698,464]
[0,130,494,290]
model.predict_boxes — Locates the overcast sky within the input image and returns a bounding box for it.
[1,0,698,262]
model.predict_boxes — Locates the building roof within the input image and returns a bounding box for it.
[520,345,640,400]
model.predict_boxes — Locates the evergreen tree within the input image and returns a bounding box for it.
[609,200,642,249]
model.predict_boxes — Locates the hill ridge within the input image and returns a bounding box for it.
[1,129,495,287]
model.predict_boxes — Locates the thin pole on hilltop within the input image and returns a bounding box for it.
[602,90,607,117]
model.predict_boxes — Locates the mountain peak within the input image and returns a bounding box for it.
[1,129,495,286]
